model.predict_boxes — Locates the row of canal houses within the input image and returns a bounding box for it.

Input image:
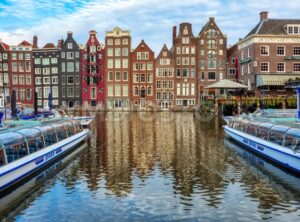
[0,16,226,111]
[1,12,300,110]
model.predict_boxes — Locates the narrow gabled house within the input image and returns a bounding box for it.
[0,39,10,108]
[82,30,105,108]
[198,17,227,100]
[105,27,131,110]
[155,44,175,110]
[59,31,82,108]
[32,40,61,108]
[172,23,197,110]
[130,40,155,110]
[9,40,34,106]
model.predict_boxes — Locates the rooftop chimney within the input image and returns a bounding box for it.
[67,31,73,38]
[33,35,38,48]
[260,11,268,21]
[89,30,97,36]
[209,17,215,22]
[172,26,177,45]
[57,39,64,48]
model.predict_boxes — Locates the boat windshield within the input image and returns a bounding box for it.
[268,125,290,146]
[285,128,300,151]
[0,132,28,163]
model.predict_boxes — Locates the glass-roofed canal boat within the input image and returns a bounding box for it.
[0,120,89,192]
[223,117,300,173]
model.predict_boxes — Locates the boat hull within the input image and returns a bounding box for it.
[223,126,300,174]
[0,129,89,191]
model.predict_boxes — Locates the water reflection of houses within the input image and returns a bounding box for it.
[104,112,133,196]
[130,113,156,178]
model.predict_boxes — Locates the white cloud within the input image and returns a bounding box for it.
[1,0,300,53]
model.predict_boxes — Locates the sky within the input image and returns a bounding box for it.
[1,0,300,54]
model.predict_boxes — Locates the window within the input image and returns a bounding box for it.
[115,85,121,96]
[176,57,181,65]
[156,92,161,100]
[182,46,189,54]
[18,62,24,72]
[108,59,114,68]
[26,75,31,85]
[137,52,149,60]
[43,77,50,84]
[122,39,128,45]
[147,86,152,96]
[67,76,74,84]
[219,39,223,44]
[201,72,205,81]
[182,68,189,78]
[51,58,57,64]
[182,37,189,44]
[147,73,153,83]
[156,81,161,89]
[294,63,300,71]
[25,61,31,72]
[61,52,65,58]
[208,72,216,80]
[108,85,114,96]
[43,68,50,75]
[260,46,269,55]
[52,86,58,98]
[176,69,181,78]
[123,72,128,81]
[26,89,31,100]
[35,58,41,64]
[147,63,153,70]
[122,48,128,56]
[182,57,189,65]
[229,68,235,75]
[191,83,195,95]
[67,52,74,59]
[61,62,65,72]
[3,63,8,71]
[208,40,216,48]
[67,87,74,97]
[191,46,195,54]
[115,39,120,45]
[115,71,121,81]
[293,47,300,55]
[67,62,74,72]
[133,73,139,83]
[277,62,285,72]
[35,77,41,85]
[160,58,170,65]
[91,87,96,99]
[140,74,146,83]
[52,76,58,84]
[208,59,216,69]
[42,58,50,65]
[123,85,128,97]
[11,62,17,72]
[247,63,251,74]
[18,53,23,60]
[115,59,121,68]
[208,29,216,38]
[115,48,121,56]
[67,43,73,49]
[261,62,269,72]
[163,81,168,89]
[140,63,146,70]
[122,59,128,68]
[176,84,181,95]
[89,46,96,53]
[134,87,139,96]
[108,71,113,81]
[208,50,216,58]
[169,81,173,89]
[75,52,80,58]
[277,46,285,55]
[51,67,58,74]
[19,75,25,84]
[176,47,181,54]
[75,62,80,72]
[75,75,80,84]
[191,69,195,78]
[35,68,41,74]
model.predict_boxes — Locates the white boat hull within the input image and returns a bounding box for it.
[0,129,89,191]
[223,126,300,173]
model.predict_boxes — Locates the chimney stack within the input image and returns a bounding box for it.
[33,35,38,48]
[67,31,73,38]
[172,26,177,45]
[57,39,64,48]
[260,11,268,21]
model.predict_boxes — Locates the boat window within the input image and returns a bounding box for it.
[257,127,270,140]
[239,123,248,133]
[74,121,83,133]
[269,131,284,146]
[44,130,57,146]
[246,124,258,136]
[27,136,45,154]
[4,141,28,163]
[285,128,300,151]
[231,121,240,130]
[65,123,75,137]
[0,148,5,167]
[55,125,67,141]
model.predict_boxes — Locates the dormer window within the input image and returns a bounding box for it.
[183,27,188,35]
[286,25,300,34]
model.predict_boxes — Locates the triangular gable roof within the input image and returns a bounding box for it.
[198,18,225,38]
[0,41,9,50]
[19,40,32,46]
[43,43,56,48]
[156,44,173,59]
[132,40,154,54]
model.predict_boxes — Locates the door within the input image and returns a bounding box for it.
[183,100,188,107]
[140,100,146,109]
[161,101,169,110]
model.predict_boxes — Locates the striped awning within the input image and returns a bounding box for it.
[256,75,300,87]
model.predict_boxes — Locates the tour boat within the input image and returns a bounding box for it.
[223,117,300,173]
[0,120,89,192]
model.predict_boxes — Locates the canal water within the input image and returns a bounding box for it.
[1,112,300,221]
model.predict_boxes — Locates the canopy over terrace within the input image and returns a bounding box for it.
[205,79,248,89]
